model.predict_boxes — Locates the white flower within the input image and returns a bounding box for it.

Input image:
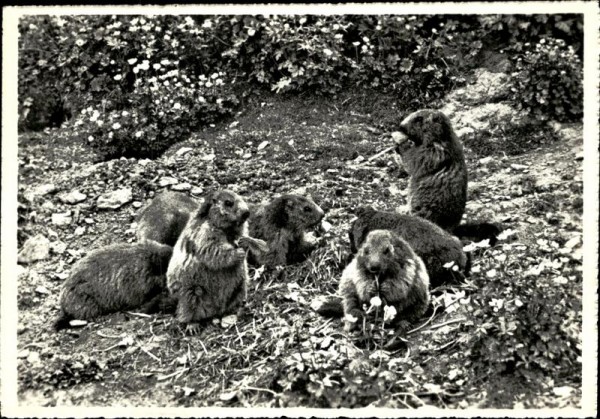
[108,131,114,138]
[135,131,143,138]
[112,122,121,129]
[75,39,85,47]
[248,28,256,36]
[96,120,104,126]
[114,74,122,81]
[370,296,382,307]
[173,102,181,110]
[323,48,333,56]
[127,58,138,65]
[88,135,94,142]
[160,59,170,65]
[361,45,368,52]
[153,63,161,70]
[352,41,360,47]
[211,73,219,79]
[216,79,223,86]
[362,36,370,43]
[198,96,206,103]
[205,81,213,87]
[121,111,129,117]
[163,80,169,86]
[383,305,397,322]
[202,19,213,28]
[216,98,223,105]
[133,67,139,74]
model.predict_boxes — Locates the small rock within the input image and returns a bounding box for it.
[84,218,94,224]
[220,314,238,328]
[353,155,365,164]
[553,386,574,397]
[510,163,528,170]
[52,211,73,226]
[257,141,270,151]
[132,201,143,209]
[35,286,50,295]
[59,190,87,205]
[69,319,88,327]
[74,226,86,236]
[138,159,153,166]
[97,188,133,210]
[24,183,57,202]
[158,177,179,187]
[18,234,50,263]
[176,147,193,157]
[326,169,339,174]
[191,187,204,195]
[479,157,493,165]
[242,153,252,159]
[171,182,192,191]
[50,240,67,255]
[200,153,216,161]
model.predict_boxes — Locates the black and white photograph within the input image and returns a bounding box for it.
[1,2,598,416]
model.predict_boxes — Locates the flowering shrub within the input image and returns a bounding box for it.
[18,14,583,157]
[508,37,583,122]
[70,67,237,159]
[459,244,582,394]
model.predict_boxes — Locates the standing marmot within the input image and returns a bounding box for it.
[247,194,325,267]
[136,190,200,246]
[54,241,173,330]
[394,109,501,243]
[394,109,468,231]
[349,207,468,287]
[340,230,429,332]
[166,190,264,335]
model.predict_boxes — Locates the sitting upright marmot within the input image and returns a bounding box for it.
[247,194,325,267]
[136,190,200,246]
[54,241,173,330]
[394,109,501,243]
[166,190,265,335]
[340,230,429,332]
[349,207,468,287]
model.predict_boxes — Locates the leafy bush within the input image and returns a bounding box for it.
[18,14,583,157]
[69,67,238,159]
[508,37,583,122]
[460,245,582,398]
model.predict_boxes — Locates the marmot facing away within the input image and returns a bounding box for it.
[349,207,468,287]
[394,109,468,231]
[247,194,325,267]
[136,190,200,247]
[54,241,173,330]
[340,229,429,332]
[166,190,260,335]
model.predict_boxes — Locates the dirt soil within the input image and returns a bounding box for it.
[15,91,584,409]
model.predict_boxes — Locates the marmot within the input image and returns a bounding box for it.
[340,230,429,332]
[54,241,173,330]
[247,194,325,267]
[349,207,469,287]
[394,109,501,243]
[136,190,200,246]
[166,190,265,335]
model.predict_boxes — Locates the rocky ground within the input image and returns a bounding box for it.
[14,69,585,409]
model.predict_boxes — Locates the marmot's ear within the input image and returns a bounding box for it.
[269,196,289,228]
[197,191,215,218]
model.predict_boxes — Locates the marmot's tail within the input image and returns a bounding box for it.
[453,222,502,246]
[311,296,344,318]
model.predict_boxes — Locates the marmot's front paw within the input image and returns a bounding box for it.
[238,236,269,253]
[185,322,202,336]
[234,248,247,262]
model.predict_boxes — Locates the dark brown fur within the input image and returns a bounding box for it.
[54,242,173,330]
[166,190,257,335]
[247,194,325,267]
[340,230,430,332]
[394,109,468,231]
[394,109,501,243]
[136,190,200,246]
[349,207,468,287]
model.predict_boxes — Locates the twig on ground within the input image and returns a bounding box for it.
[156,368,190,381]
[125,311,152,318]
[96,331,125,339]
[241,386,279,396]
